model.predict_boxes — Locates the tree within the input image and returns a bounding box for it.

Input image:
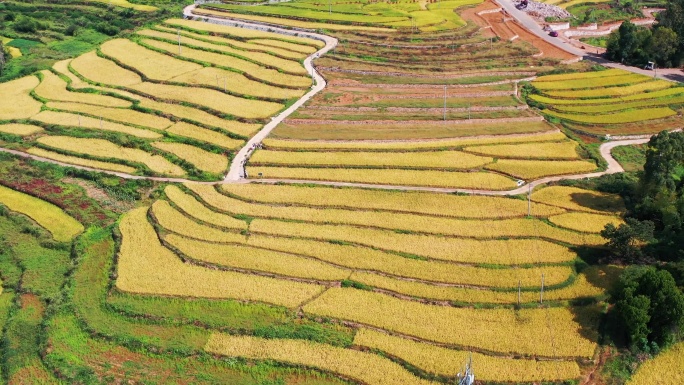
[647,27,679,67]
[613,267,684,348]
[601,218,655,263]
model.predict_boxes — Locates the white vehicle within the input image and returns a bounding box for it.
[644,61,655,70]
[516,179,525,187]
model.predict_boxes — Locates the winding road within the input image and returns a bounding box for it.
[0,5,655,196]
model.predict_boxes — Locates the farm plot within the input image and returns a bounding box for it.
[0,185,83,242]
[0,124,43,136]
[36,136,186,177]
[528,69,682,131]
[628,341,684,385]
[34,71,131,108]
[31,110,162,139]
[26,148,137,174]
[46,102,173,130]
[150,142,228,174]
[114,176,623,383]
[0,76,42,120]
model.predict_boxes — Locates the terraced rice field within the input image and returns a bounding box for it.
[528,69,683,134]
[109,180,624,382]
[0,185,83,242]
[0,18,318,181]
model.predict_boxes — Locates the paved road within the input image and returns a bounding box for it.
[1,138,649,195]
[494,0,683,83]
[181,4,339,181]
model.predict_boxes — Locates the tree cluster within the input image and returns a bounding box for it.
[605,0,684,67]
[602,131,684,264]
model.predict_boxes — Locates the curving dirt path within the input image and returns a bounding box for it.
[0,138,649,195]
[179,4,339,181]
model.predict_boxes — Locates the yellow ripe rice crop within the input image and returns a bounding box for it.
[248,166,518,190]
[0,123,43,136]
[141,39,311,88]
[185,184,600,245]
[263,131,567,151]
[529,87,684,106]
[151,200,245,241]
[628,342,684,385]
[70,51,142,87]
[205,333,435,385]
[53,59,141,101]
[140,28,307,61]
[533,68,631,82]
[116,207,323,307]
[243,234,561,286]
[169,67,304,100]
[32,110,162,139]
[549,212,624,233]
[130,82,283,119]
[544,80,672,99]
[350,265,618,303]
[164,19,325,47]
[0,76,42,120]
[250,150,493,169]
[486,159,597,179]
[248,39,317,54]
[532,186,625,214]
[249,219,578,265]
[138,99,259,138]
[151,142,228,174]
[0,184,83,242]
[164,186,245,229]
[27,148,136,174]
[554,95,684,113]
[46,102,172,130]
[34,71,131,108]
[166,234,351,281]
[218,183,565,218]
[86,0,157,11]
[165,122,243,150]
[464,141,580,159]
[100,39,202,81]
[187,9,395,32]
[533,73,650,90]
[542,108,677,124]
[354,329,581,382]
[304,288,598,357]
[37,136,185,176]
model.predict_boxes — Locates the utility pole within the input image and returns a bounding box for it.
[540,273,545,304]
[443,85,447,121]
[468,104,471,120]
[527,184,531,217]
[78,114,81,128]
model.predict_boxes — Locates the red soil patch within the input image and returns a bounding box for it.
[507,21,577,60]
